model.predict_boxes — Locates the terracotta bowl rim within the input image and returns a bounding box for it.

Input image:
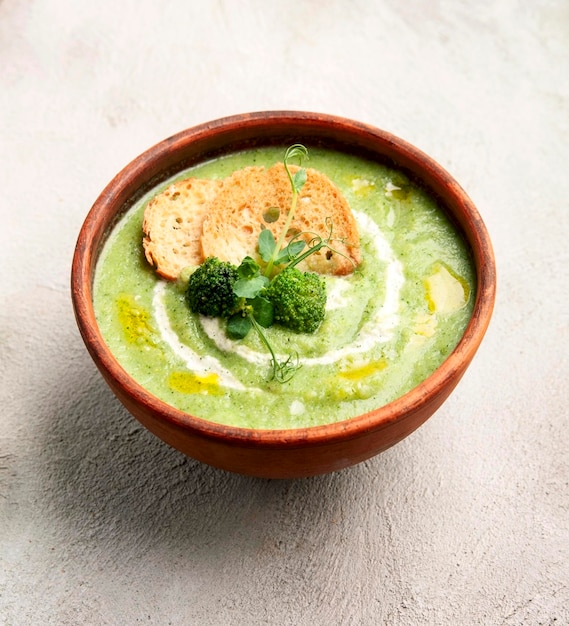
[71,110,496,450]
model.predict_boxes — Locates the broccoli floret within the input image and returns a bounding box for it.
[186,257,239,318]
[264,267,326,333]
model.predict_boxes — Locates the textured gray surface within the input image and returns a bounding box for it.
[1,1,568,624]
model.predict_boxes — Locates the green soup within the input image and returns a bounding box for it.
[93,147,475,429]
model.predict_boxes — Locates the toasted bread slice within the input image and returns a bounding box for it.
[200,163,360,275]
[142,177,223,280]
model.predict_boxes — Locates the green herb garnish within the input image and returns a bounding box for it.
[186,144,348,383]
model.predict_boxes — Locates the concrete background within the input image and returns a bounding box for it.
[1,1,568,624]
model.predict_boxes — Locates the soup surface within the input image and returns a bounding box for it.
[94,147,475,429]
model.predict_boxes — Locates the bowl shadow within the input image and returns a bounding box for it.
[40,330,395,561]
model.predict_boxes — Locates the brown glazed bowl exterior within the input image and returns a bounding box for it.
[71,111,496,478]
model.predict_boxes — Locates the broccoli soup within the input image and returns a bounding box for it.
[93,147,475,429]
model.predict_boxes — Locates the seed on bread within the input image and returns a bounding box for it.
[142,177,223,280]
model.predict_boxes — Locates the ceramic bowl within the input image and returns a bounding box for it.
[71,111,496,478]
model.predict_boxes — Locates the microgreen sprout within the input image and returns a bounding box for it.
[249,315,300,383]
[186,144,353,384]
[225,256,302,382]
[258,145,354,280]
[264,144,309,277]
